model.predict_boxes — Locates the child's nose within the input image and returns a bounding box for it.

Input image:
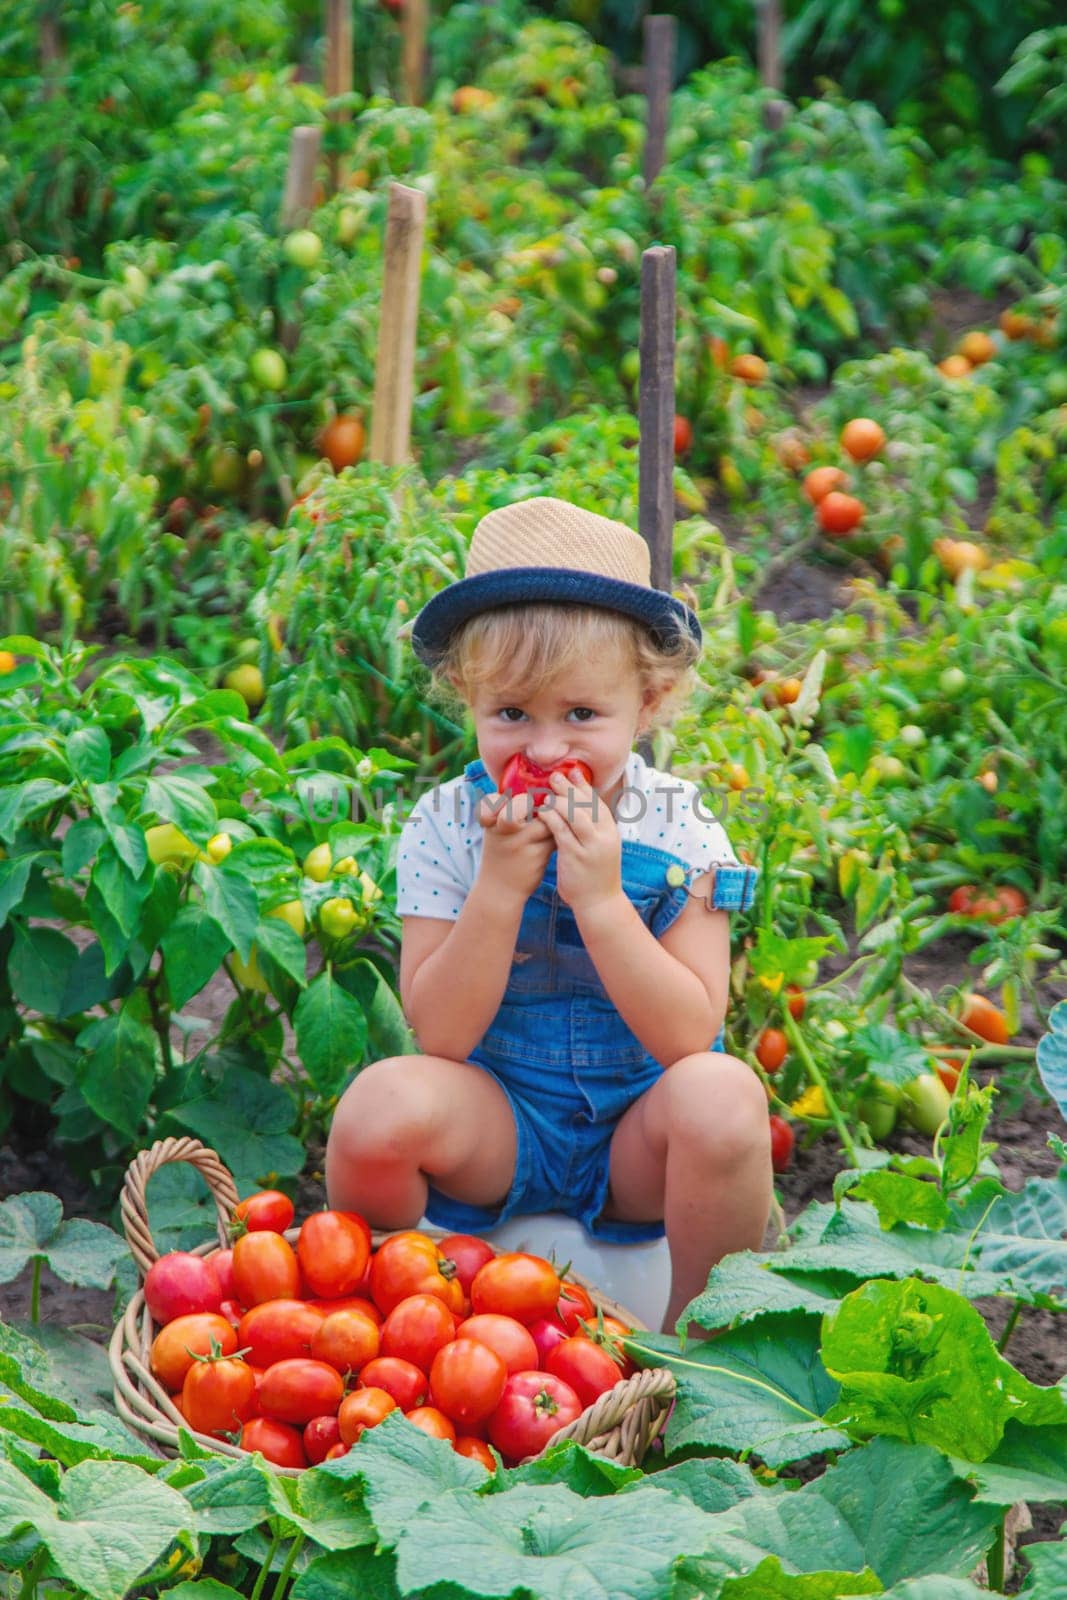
[526,739,569,767]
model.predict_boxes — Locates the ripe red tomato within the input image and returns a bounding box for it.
[241,1416,308,1468]
[544,1336,623,1409]
[526,1316,570,1368]
[232,1231,301,1306]
[817,490,865,537]
[339,1386,397,1444]
[304,1414,343,1465]
[785,986,806,1021]
[454,1435,496,1471]
[144,1252,223,1325]
[405,1405,456,1442]
[769,1114,794,1173]
[755,1028,788,1074]
[182,1356,257,1436]
[673,414,693,455]
[803,465,848,504]
[488,1371,584,1462]
[430,1339,508,1429]
[205,1247,237,1301]
[306,1294,381,1323]
[499,756,594,811]
[297,1210,372,1299]
[370,1233,463,1316]
[359,1356,427,1411]
[319,412,366,473]
[258,1359,345,1426]
[311,1308,381,1375]
[936,1057,963,1094]
[455,1314,539,1375]
[381,1293,457,1373]
[233,1190,295,1234]
[238,1300,325,1368]
[325,1441,350,1460]
[555,1280,596,1334]
[960,992,1010,1045]
[470,1253,561,1324]
[150,1313,236,1392]
[438,1233,497,1294]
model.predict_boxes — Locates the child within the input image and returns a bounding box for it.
[325,497,772,1330]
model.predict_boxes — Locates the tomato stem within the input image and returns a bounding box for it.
[249,1533,281,1600]
[30,1256,42,1325]
[996,1300,1023,1357]
[782,1011,860,1166]
[985,1515,1006,1593]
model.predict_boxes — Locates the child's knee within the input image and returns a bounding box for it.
[328,1056,430,1160]
[666,1051,769,1161]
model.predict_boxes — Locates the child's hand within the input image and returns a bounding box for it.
[538,767,622,915]
[477,790,555,908]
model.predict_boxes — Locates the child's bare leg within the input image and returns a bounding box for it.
[325,1055,517,1228]
[604,1053,772,1332]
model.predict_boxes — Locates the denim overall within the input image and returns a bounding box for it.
[423,759,759,1243]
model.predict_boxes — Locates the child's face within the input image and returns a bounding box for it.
[469,652,656,804]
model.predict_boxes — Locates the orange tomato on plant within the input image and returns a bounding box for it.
[840,417,885,461]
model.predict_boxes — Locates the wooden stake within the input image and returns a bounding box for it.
[401,0,428,106]
[638,245,676,595]
[756,0,787,131]
[325,0,353,193]
[642,14,675,191]
[369,184,427,466]
[40,1,62,99]
[279,126,323,233]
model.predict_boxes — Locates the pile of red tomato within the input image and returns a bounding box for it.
[143,1191,635,1471]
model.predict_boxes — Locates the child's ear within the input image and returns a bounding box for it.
[636,683,666,733]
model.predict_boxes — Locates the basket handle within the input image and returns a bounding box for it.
[120,1137,240,1278]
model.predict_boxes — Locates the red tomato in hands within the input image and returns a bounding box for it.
[232,1231,301,1306]
[488,1371,584,1461]
[499,755,594,809]
[241,1416,308,1468]
[430,1338,508,1429]
[144,1252,223,1325]
[297,1210,372,1298]
[370,1232,463,1316]
[182,1356,257,1437]
[470,1253,561,1324]
[456,1314,539,1375]
[238,1299,325,1368]
[258,1359,345,1426]
[438,1233,497,1294]
[381,1293,457,1373]
[544,1336,623,1408]
[233,1190,295,1234]
[360,1356,428,1410]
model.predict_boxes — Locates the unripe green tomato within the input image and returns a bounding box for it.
[268,899,306,938]
[319,896,357,939]
[206,831,233,863]
[304,843,333,882]
[249,348,288,392]
[207,445,246,494]
[222,664,265,710]
[901,1073,952,1137]
[620,349,640,385]
[858,1078,899,1141]
[872,755,907,781]
[899,724,926,748]
[336,207,361,247]
[282,229,323,269]
[939,667,967,697]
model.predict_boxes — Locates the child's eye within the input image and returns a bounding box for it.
[498,707,526,722]
[569,707,596,722]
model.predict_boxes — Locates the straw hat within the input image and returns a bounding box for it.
[411,497,701,663]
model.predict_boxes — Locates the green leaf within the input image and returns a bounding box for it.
[0,856,32,929]
[167,1583,247,1600]
[76,994,157,1142]
[66,728,111,785]
[254,915,307,989]
[338,958,416,1058]
[34,1217,127,1291]
[183,1456,284,1537]
[167,1066,303,1192]
[0,1193,63,1284]
[624,1457,770,1516]
[847,1173,951,1231]
[851,1025,931,1089]
[629,1316,851,1469]
[951,1417,1067,1506]
[1019,1538,1067,1596]
[676,1440,999,1594]
[144,774,217,841]
[91,844,152,939]
[193,861,259,963]
[287,1463,377,1549]
[161,903,232,1010]
[680,1255,843,1334]
[294,970,368,1095]
[1035,1000,1067,1122]
[57,941,133,1019]
[212,715,286,776]
[8,922,79,1013]
[719,1558,881,1598]
[968,1173,1067,1301]
[86,784,146,878]
[0,779,70,842]
[821,1278,1067,1460]
[507,1439,638,1496]
[293,1547,401,1600]
[0,1459,192,1600]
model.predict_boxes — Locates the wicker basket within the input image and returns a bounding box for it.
[110,1137,676,1477]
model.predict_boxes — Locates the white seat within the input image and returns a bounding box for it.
[420,1212,671,1331]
